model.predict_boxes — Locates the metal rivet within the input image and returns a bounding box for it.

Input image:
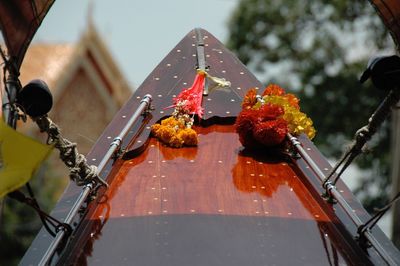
[91,158,96,161]
[250,173,255,176]
[173,75,178,79]
[192,54,196,57]
[148,161,153,163]
[288,212,292,215]
[155,77,160,81]
[177,49,181,52]
[208,111,212,114]
[107,136,111,139]
[230,99,235,102]
[137,140,142,143]
[218,160,223,163]
[160,111,164,114]
[237,87,241,90]
[207,98,212,101]
[240,72,244,75]
[226,111,231,114]
[166,63,171,67]
[122,115,126,118]
[220,60,223,63]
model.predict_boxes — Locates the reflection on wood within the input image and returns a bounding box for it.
[92,125,331,219]
[59,125,373,265]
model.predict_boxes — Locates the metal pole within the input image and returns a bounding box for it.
[38,94,152,266]
[288,133,397,266]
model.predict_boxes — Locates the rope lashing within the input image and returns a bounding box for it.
[322,88,400,189]
[34,115,107,187]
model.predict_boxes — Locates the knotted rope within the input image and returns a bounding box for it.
[34,115,107,187]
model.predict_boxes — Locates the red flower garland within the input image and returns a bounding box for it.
[235,84,316,148]
[235,103,288,148]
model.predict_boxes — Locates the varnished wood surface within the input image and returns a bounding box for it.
[370,0,400,49]
[86,125,332,219]
[59,125,372,265]
[21,28,400,265]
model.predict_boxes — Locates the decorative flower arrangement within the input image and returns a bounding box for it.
[235,84,316,149]
[151,70,231,148]
[151,71,206,148]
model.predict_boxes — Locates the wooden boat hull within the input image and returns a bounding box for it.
[21,29,400,266]
[60,125,372,265]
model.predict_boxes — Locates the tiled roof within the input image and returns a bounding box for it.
[19,43,75,90]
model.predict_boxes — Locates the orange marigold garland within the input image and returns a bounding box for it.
[235,84,316,148]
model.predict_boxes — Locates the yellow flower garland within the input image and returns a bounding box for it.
[151,116,198,148]
[252,93,316,140]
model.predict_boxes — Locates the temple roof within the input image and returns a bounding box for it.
[18,23,132,108]
[19,43,75,90]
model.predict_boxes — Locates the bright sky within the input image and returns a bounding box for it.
[34,0,240,89]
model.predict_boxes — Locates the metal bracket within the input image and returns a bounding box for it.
[194,28,209,95]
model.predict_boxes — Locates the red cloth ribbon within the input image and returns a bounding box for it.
[173,72,205,118]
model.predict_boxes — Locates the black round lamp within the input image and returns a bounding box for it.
[360,55,400,90]
[17,79,53,117]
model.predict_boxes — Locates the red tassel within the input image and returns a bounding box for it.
[173,72,205,118]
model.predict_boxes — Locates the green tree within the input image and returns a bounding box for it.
[227,0,395,231]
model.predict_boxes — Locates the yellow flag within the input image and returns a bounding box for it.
[0,119,53,197]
